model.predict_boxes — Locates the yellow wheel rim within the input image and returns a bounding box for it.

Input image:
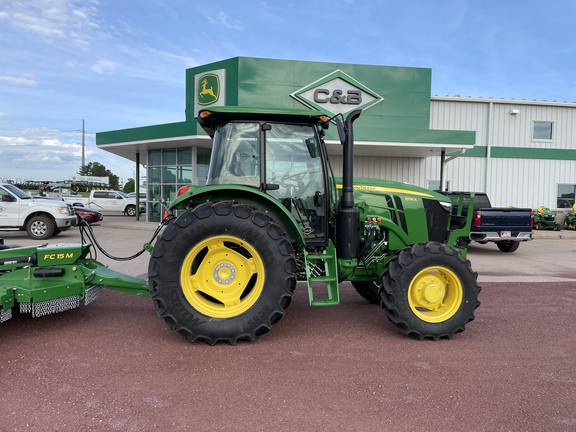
[180,235,265,319]
[407,266,463,323]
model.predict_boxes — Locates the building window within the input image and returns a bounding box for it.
[557,184,575,209]
[533,121,553,140]
[196,147,211,186]
[147,147,201,222]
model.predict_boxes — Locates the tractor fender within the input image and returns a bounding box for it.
[169,185,306,247]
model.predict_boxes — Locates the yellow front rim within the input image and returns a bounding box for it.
[180,235,265,319]
[408,266,463,323]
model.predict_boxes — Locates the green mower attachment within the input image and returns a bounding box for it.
[0,242,149,323]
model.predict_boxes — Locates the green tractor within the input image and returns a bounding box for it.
[534,206,559,230]
[148,107,481,344]
[563,204,576,230]
[0,107,481,344]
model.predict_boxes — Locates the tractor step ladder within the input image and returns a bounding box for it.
[304,241,339,306]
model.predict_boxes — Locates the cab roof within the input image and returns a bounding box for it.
[196,106,330,138]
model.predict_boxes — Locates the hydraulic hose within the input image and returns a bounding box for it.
[78,216,174,261]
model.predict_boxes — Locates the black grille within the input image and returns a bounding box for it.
[423,199,450,242]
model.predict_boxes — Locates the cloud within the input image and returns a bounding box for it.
[0,127,93,180]
[207,12,244,31]
[0,0,101,47]
[91,59,117,75]
[0,74,38,86]
[0,127,136,183]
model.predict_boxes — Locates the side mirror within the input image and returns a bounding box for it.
[305,138,320,158]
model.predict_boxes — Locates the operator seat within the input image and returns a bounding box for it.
[230,141,257,177]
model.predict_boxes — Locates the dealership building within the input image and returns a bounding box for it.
[96,57,576,222]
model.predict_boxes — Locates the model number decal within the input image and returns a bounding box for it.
[44,253,75,260]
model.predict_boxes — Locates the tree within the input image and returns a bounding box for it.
[78,162,120,189]
[123,178,135,194]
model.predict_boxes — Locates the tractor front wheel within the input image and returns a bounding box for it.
[148,201,297,345]
[381,242,481,340]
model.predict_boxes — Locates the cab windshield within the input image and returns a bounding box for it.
[206,121,327,240]
[206,122,260,187]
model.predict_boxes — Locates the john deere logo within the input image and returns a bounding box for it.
[197,73,220,106]
[291,69,384,117]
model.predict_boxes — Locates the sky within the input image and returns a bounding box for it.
[1,0,576,185]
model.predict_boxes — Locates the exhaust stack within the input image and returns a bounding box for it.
[336,110,362,260]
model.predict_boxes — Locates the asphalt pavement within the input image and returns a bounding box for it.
[1,216,576,431]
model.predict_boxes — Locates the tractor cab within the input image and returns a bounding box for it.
[200,107,331,245]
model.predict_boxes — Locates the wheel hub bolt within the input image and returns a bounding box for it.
[214,262,236,284]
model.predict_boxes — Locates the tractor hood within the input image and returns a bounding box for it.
[335,177,450,203]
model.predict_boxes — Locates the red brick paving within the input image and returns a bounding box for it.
[2,280,575,431]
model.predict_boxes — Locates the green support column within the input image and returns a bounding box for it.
[135,153,140,221]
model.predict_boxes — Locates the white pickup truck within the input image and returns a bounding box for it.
[0,183,77,240]
[58,190,145,216]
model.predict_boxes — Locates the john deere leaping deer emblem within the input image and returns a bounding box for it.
[197,74,220,105]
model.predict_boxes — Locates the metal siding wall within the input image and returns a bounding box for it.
[429,101,489,192]
[331,156,428,187]
[330,99,576,209]
[427,156,487,193]
[485,158,574,208]
[429,99,576,208]
[430,101,489,147]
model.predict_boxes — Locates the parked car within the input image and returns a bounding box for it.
[73,206,104,225]
[0,183,76,239]
[444,191,533,252]
[61,190,145,216]
[127,192,147,200]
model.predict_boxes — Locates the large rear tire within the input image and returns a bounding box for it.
[381,242,481,340]
[148,201,297,345]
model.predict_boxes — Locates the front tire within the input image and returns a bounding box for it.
[148,201,297,345]
[125,205,136,216]
[381,242,481,340]
[26,215,55,240]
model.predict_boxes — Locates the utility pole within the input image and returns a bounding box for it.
[81,119,85,168]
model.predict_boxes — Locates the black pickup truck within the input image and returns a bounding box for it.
[446,192,533,252]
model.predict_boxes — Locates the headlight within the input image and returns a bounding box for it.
[56,206,74,215]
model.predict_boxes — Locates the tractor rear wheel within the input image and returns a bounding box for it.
[148,201,297,345]
[352,281,381,304]
[381,242,481,340]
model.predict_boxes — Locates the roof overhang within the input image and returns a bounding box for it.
[324,140,473,158]
[98,135,472,165]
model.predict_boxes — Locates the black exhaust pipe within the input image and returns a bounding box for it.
[336,109,362,260]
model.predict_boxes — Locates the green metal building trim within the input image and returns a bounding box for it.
[451,146,576,160]
[97,121,197,145]
[97,56,475,149]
